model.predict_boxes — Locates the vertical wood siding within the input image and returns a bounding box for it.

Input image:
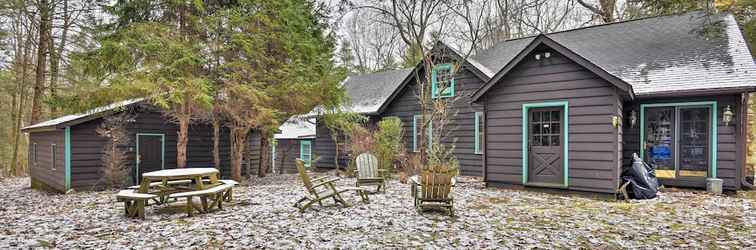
[29,131,66,192]
[381,65,485,176]
[622,95,742,190]
[482,47,623,193]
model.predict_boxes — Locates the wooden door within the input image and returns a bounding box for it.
[528,108,564,184]
[137,134,163,182]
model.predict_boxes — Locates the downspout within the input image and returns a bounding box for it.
[741,93,754,189]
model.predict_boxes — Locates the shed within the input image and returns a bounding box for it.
[21,100,242,193]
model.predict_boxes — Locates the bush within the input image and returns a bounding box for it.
[96,113,133,189]
[375,117,404,177]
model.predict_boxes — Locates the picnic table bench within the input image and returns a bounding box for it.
[116,168,238,219]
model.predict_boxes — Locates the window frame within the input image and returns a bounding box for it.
[474,112,483,154]
[32,143,38,167]
[51,144,57,170]
[431,63,455,98]
[299,140,312,168]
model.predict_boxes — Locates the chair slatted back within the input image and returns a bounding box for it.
[356,153,379,179]
[420,172,452,201]
[296,159,316,195]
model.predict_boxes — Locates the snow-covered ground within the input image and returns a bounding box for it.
[0,174,754,249]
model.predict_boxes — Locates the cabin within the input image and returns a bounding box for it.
[314,11,755,193]
[21,99,245,193]
[314,69,411,170]
[470,12,756,193]
[270,118,316,174]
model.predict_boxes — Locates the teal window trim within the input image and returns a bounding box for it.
[51,144,57,170]
[413,115,419,152]
[300,140,312,168]
[64,127,71,191]
[522,101,569,187]
[639,101,718,178]
[135,133,165,184]
[431,63,455,98]
[474,112,483,154]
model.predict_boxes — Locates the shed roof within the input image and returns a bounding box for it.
[21,98,144,132]
[274,117,316,139]
[339,68,413,115]
[471,11,756,97]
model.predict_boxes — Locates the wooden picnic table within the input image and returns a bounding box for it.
[138,168,220,194]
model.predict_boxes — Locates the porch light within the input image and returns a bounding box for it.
[629,110,637,128]
[723,105,734,126]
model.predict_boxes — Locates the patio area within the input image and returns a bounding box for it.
[0,174,754,249]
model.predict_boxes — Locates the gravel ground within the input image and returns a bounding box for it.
[0,174,754,249]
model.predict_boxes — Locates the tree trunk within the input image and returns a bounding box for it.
[212,118,221,170]
[48,0,70,117]
[176,117,189,168]
[230,126,250,181]
[11,30,34,176]
[31,0,51,124]
[258,136,269,177]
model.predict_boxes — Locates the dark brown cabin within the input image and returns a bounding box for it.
[22,100,247,193]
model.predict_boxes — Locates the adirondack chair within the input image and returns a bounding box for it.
[355,153,387,193]
[293,159,370,212]
[414,172,455,216]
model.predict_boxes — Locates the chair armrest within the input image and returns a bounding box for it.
[311,177,341,189]
[311,176,331,183]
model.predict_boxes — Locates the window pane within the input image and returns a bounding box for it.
[551,135,560,146]
[551,111,560,122]
[551,123,560,134]
[542,111,550,122]
[532,123,541,135]
[542,123,551,134]
[532,112,541,122]
[532,135,541,146]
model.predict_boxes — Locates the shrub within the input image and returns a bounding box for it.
[375,117,404,177]
[96,113,133,189]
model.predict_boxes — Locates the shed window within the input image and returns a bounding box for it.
[31,143,38,166]
[431,64,455,98]
[475,112,483,154]
[300,140,312,168]
[51,144,57,170]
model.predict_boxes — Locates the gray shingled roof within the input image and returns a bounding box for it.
[472,11,756,96]
[340,68,413,114]
[21,98,145,132]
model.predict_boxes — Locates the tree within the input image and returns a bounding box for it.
[69,1,217,169]
[209,0,346,180]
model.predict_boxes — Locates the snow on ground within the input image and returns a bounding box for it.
[0,174,754,249]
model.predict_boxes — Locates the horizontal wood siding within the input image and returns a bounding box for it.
[483,47,622,193]
[68,106,235,190]
[381,64,485,176]
[314,120,353,170]
[274,139,303,174]
[622,95,742,190]
[29,130,66,192]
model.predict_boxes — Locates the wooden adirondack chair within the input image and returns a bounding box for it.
[414,171,455,216]
[293,159,370,212]
[355,153,386,193]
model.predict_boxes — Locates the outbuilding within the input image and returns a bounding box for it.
[21,99,241,193]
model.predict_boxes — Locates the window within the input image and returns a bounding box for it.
[431,63,455,98]
[50,144,57,170]
[271,139,277,172]
[413,115,433,152]
[31,143,38,167]
[475,112,483,154]
[300,140,312,168]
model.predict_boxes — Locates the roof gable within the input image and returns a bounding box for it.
[470,11,756,97]
[375,41,493,114]
[471,34,635,102]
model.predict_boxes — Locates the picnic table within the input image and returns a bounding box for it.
[118,168,236,218]
[138,168,220,194]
